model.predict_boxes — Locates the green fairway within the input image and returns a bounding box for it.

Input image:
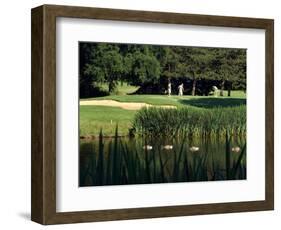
[80,81,246,137]
[80,90,246,137]
[80,106,136,136]
[81,90,246,107]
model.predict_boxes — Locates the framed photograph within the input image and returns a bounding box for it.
[31,4,274,224]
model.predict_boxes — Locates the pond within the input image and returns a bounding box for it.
[79,135,246,187]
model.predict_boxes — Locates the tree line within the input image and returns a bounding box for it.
[79,42,246,97]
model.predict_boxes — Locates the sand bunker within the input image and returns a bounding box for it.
[80,99,176,110]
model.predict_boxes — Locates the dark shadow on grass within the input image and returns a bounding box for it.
[179,98,246,108]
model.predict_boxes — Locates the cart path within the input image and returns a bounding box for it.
[80,99,176,110]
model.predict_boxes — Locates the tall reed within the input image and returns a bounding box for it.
[79,128,246,186]
[132,106,246,138]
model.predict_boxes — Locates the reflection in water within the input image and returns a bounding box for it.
[79,135,246,187]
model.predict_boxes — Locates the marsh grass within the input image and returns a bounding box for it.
[132,106,246,138]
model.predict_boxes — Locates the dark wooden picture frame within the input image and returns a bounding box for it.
[31,4,274,225]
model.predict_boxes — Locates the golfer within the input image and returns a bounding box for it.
[178,83,184,96]
[167,82,172,96]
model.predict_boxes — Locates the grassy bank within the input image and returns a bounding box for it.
[80,106,136,136]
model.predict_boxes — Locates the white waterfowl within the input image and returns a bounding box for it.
[189,146,199,152]
[161,145,173,150]
[231,146,241,153]
[143,145,153,150]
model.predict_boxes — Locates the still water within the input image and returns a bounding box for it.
[79,135,246,187]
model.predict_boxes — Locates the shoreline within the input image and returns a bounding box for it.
[80,134,128,140]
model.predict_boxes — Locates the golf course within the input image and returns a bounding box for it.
[79,42,247,186]
[80,83,246,137]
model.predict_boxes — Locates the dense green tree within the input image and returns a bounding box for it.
[209,48,246,96]
[124,46,161,86]
[178,47,213,96]
[79,42,246,97]
[83,44,124,93]
[132,51,160,85]
[231,50,246,94]
[160,47,180,81]
[79,43,95,97]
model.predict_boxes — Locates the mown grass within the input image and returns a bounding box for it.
[79,129,246,186]
[82,91,246,107]
[80,90,246,136]
[133,106,246,138]
[80,106,136,136]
